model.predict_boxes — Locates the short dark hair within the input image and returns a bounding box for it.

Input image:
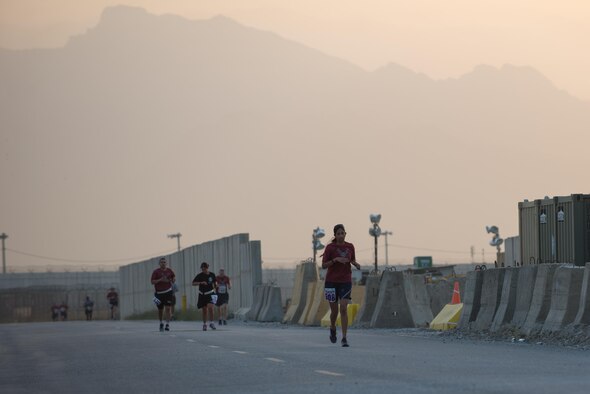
[333,224,345,234]
[201,262,209,269]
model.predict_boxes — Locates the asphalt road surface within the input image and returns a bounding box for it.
[1,320,589,393]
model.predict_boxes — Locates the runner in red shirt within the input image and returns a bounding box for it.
[216,268,231,325]
[151,257,176,332]
[321,224,360,347]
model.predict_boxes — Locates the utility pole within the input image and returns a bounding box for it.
[382,231,392,267]
[167,233,182,252]
[0,233,7,274]
[167,232,185,313]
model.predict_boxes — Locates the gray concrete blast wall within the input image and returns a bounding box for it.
[458,271,483,329]
[490,267,519,332]
[470,269,505,331]
[574,263,590,325]
[355,275,380,326]
[119,234,261,319]
[510,265,538,328]
[522,264,558,334]
[403,273,433,327]
[541,266,585,332]
[370,271,413,328]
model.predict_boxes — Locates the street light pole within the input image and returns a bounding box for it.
[369,214,382,274]
[168,233,182,252]
[382,231,392,266]
[312,227,325,264]
[1,233,7,274]
[167,233,184,313]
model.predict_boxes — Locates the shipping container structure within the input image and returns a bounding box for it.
[518,194,590,266]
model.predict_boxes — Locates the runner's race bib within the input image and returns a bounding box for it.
[217,285,227,294]
[324,287,336,303]
[211,295,218,305]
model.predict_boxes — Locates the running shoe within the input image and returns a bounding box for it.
[223,320,227,325]
[329,328,337,344]
[203,324,207,331]
[159,323,164,332]
[209,322,217,330]
[219,319,222,325]
[164,324,170,331]
[341,338,349,347]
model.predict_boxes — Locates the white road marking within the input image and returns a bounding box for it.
[233,351,247,354]
[186,339,195,342]
[315,370,344,377]
[265,358,285,363]
[208,345,219,348]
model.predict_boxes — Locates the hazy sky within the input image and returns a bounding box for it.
[1,1,589,272]
[1,0,589,101]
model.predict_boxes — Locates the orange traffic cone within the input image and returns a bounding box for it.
[451,281,461,304]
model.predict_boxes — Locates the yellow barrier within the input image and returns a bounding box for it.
[320,304,359,327]
[430,303,463,330]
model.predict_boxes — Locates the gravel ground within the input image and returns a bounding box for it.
[234,319,590,350]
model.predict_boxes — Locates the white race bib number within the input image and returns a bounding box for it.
[210,295,218,305]
[324,287,336,303]
[218,285,227,294]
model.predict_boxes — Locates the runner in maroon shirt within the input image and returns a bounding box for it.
[151,257,176,332]
[216,268,231,325]
[321,224,360,347]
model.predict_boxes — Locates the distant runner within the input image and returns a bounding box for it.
[192,262,217,331]
[216,268,231,325]
[151,257,176,332]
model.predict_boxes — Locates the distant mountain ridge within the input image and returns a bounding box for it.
[1,5,588,266]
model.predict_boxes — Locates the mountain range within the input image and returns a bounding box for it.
[1,5,589,268]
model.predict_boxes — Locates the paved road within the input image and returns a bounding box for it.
[1,320,589,393]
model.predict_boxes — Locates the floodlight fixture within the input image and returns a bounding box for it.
[370,214,382,225]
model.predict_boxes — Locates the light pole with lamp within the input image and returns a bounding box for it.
[167,233,186,313]
[369,214,382,274]
[312,227,325,264]
[486,225,504,267]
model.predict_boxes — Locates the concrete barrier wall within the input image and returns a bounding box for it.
[246,285,267,321]
[573,263,590,326]
[458,271,483,329]
[541,266,585,332]
[403,273,433,328]
[370,271,413,328]
[510,265,538,328]
[355,275,380,326]
[456,263,590,338]
[471,269,505,331]
[490,267,519,332]
[282,262,318,324]
[119,233,262,319]
[302,281,328,326]
[257,286,284,322]
[522,264,559,334]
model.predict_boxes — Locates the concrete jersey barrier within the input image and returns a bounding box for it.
[573,263,590,326]
[541,266,585,333]
[490,267,519,332]
[458,271,483,329]
[370,271,413,328]
[521,264,559,334]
